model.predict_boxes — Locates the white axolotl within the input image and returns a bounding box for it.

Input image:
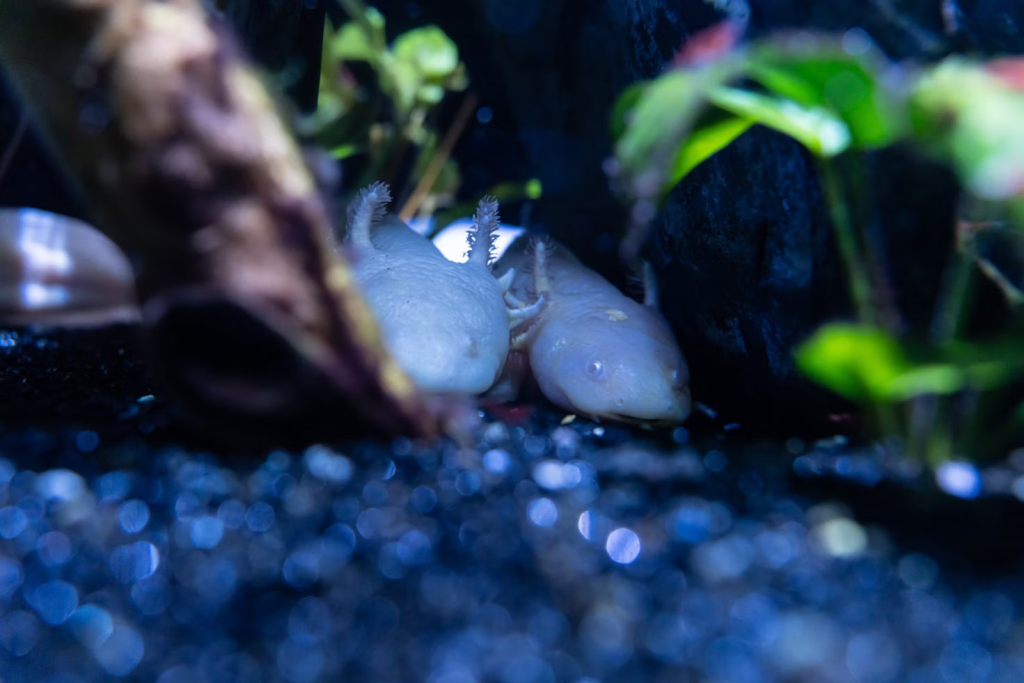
[344,183,543,395]
[493,236,691,425]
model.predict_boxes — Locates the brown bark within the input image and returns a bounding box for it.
[0,0,438,442]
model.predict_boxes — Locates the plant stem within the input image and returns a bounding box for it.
[926,395,953,467]
[820,157,875,326]
[930,222,975,346]
[847,153,903,332]
[820,157,904,437]
[399,92,478,222]
[337,0,384,53]
[906,394,936,461]
[873,401,901,444]
[336,0,399,105]
[920,225,978,465]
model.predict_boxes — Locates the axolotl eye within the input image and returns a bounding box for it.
[671,369,685,390]
[586,360,605,378]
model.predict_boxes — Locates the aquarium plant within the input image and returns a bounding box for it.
[610,21,1024,464]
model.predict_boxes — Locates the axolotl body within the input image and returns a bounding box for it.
[344,183,541,395]
[494,236,691,425]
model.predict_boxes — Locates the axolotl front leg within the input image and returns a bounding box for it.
[491,284,544,402]
[504,236,554,352]
[501,281,546,338]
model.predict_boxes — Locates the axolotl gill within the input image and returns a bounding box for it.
[494,236,691,426]
[343,183,542,396]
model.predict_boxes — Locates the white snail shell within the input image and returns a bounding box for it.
[0,208,140,326]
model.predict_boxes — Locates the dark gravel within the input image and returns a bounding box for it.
[1,326,1023,683]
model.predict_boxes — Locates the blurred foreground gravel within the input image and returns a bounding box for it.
[2,326,1024,683]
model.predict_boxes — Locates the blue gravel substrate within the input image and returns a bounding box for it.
[1,326,1023,683]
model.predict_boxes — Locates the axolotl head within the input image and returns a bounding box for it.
[531,307,691,425]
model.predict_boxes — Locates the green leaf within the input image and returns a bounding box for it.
[383,55,420,114]
[614,72,702,174]
[708,86,851,158]
[909,58,1024,207]
[365,5,386,34]
[613,64,742,185]
[795,324,909,402]
[609,82,649,143]
[417,83,445,105]
[392,25,460,80]
[609,31,909,208]
[884,365,966,400]
[331,21,376,62]
[749,37,906,149]
[798,323,1024,404]
[669,108,753,184]
[884,356,1024,400]
[938,339,1024,389]
[329,144,362,160]
[444,62,469,92]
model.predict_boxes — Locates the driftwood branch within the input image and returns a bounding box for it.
[0,0,437,441]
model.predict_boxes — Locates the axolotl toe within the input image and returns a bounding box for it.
[495,236,690,425]
[343,183,542,395]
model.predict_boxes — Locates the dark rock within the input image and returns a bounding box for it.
[650,127,850,428]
